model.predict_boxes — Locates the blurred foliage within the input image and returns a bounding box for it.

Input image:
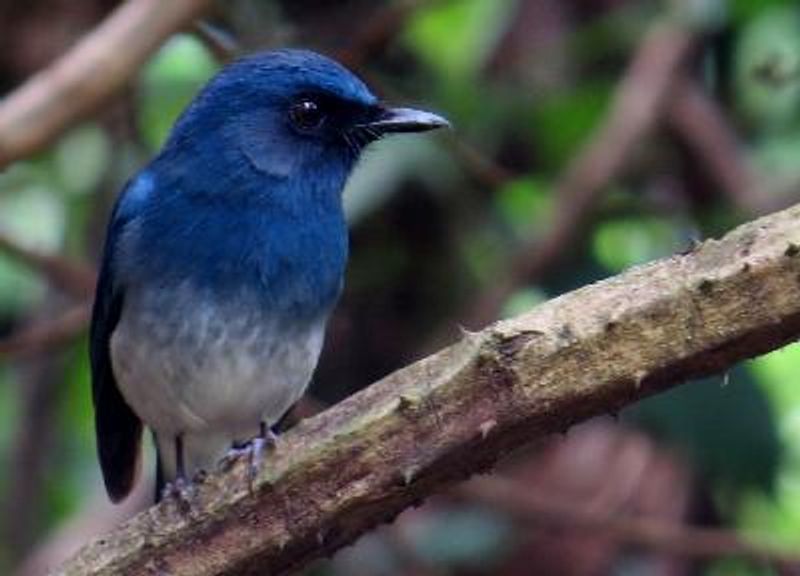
[2,1,800,575]
[138,35,219,149]
[403,507,513,569]
[626,369,780,493]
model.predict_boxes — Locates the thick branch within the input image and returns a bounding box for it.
[0,0,212,168]
[59,203,800,575]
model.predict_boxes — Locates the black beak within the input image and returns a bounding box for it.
[362,106,450,134]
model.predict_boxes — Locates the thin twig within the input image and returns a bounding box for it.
[0,232,95,299]
[445,137,515,190]
[667,77,764,214]
[0,0,213,168]
[0,303,91,358]
[191,21,240,63]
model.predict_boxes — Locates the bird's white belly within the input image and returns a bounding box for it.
[110,285,326,442]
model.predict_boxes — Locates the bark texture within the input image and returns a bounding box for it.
[58,203,800,575]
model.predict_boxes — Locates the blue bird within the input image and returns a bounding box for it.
[90,49,448,502]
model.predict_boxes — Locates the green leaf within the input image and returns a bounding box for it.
[46,340,96,526]
[530,83,611,169]
[751,344,800,418]
[404,0,515,80]
[139,35,219,149]
[461,228,507,284]
[748,346,800,523]
[734,5,800,133]
[502,287,548,318]
[53,125,110,195]
[0,176,65,312]
[626,370,780,492]
[749,133,800,191]
[706,558,778,576]
[730,0,794,24]
[592,215,681,272]
[494,176,552,238]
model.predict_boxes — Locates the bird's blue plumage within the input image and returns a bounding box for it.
[90,49,448,502]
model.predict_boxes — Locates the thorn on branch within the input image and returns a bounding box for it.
[401,466,419,486]
[478,419,497,439]
[396,394,417,413]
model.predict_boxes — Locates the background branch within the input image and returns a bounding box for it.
[0,232,95,299]
[0,303,91,359]
[59,200,800,575]
[667,77,764,215]
[0,0,212,169]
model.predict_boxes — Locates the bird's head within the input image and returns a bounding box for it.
[159,49,448,193]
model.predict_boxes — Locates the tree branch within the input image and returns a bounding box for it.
[0,232,95,299]
[0,303,91,358]
[58,201,800,575]
[0,0,212,169]
[667,77,763,215]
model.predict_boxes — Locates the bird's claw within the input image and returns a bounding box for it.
[220,428,279,492]
[161,477,195,512]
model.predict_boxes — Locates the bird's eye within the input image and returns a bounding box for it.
[289,97,326,131]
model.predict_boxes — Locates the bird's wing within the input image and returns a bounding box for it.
[90,179,147,502]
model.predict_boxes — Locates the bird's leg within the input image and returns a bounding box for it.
[245,421,280,490]
[161,434,194,510]
[219,421,279,492]
[251,420,279,470]
[259,420,280,446]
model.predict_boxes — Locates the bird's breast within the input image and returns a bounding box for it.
[111,194,347,436]
[111,284,328,438]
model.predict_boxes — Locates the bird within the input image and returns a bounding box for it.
[90,48,449,503]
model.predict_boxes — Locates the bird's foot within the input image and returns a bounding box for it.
[161,477,195,513]
[249,426,280,474]
[219,427,279,492]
